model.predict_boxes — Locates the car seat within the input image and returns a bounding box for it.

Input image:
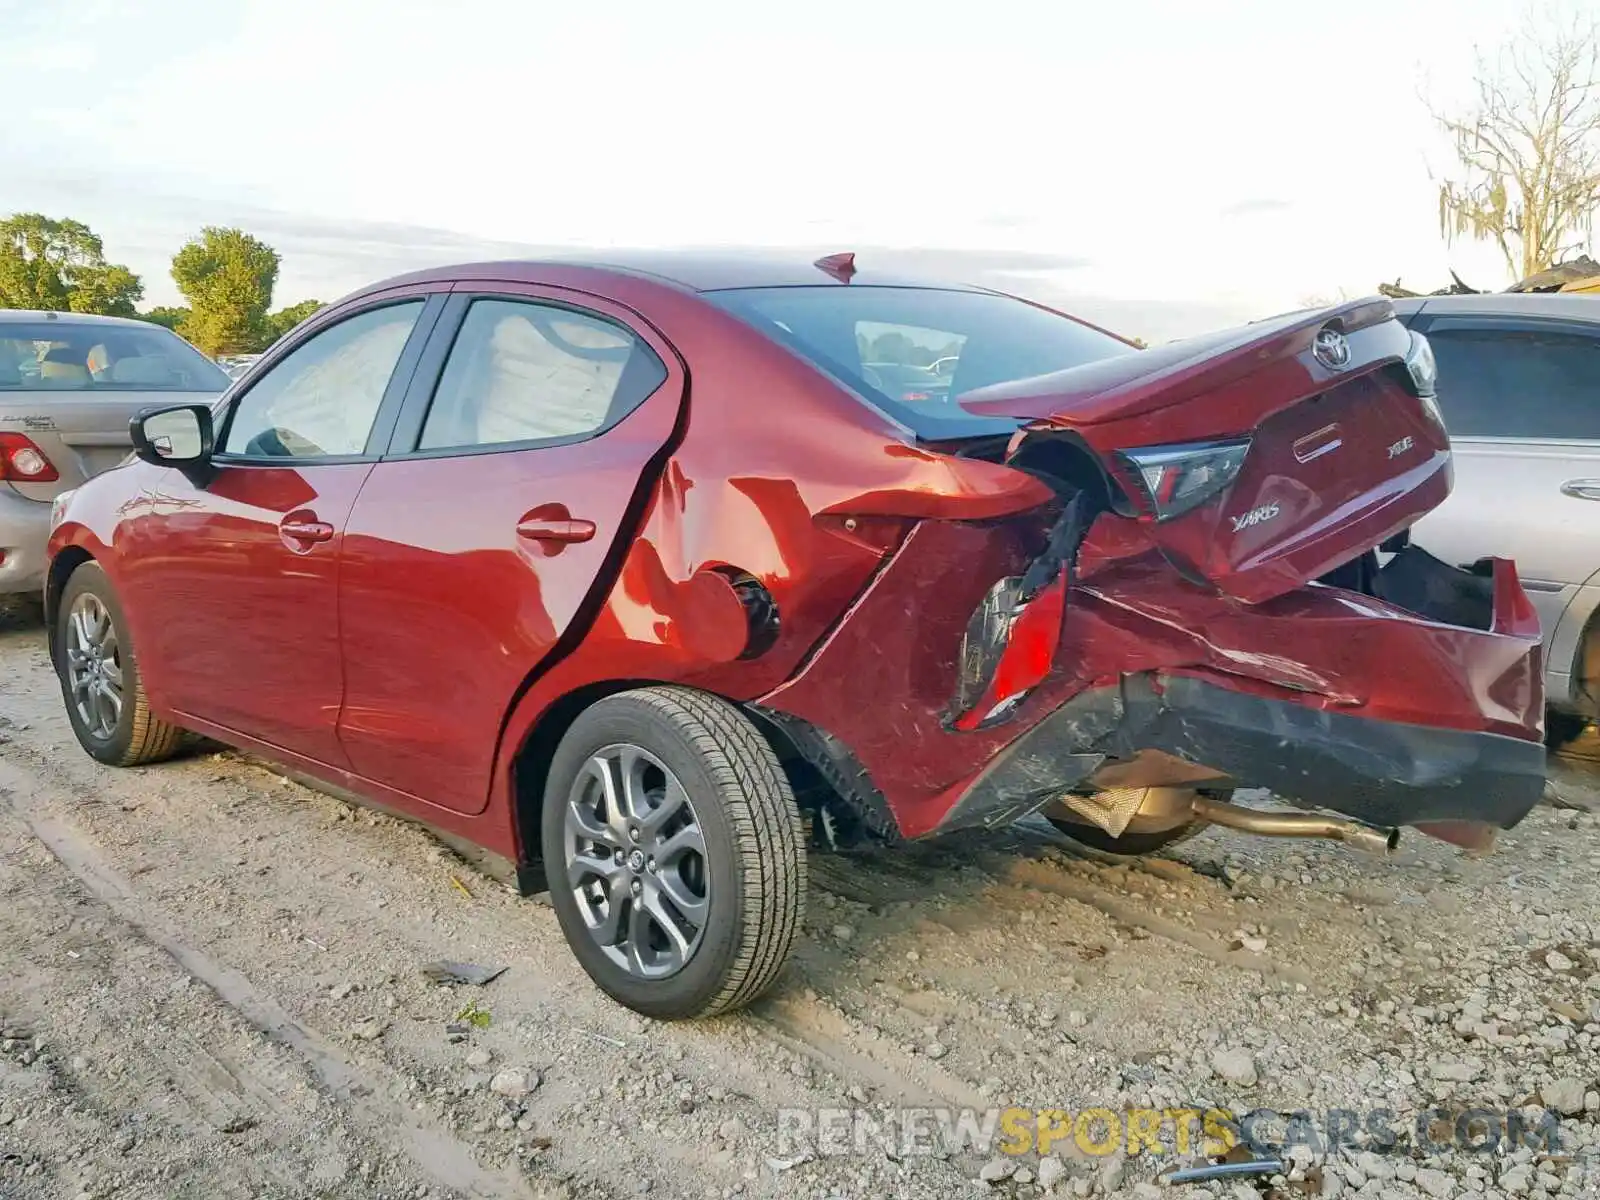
[39,346,91,385]
[110,356,179,386]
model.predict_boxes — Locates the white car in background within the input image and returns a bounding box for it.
[1392,292,1600,747]
[215,353,263,380]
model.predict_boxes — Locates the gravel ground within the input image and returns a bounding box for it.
[0,602,1597,1200]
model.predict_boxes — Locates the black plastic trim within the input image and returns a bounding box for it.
[933,672,1546,837]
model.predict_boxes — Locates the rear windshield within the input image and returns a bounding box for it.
[705,285,1135,438]
[0,320,231,393]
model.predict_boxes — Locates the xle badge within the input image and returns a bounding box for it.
[1230,503,1280,533]
[1388,435,1415,459]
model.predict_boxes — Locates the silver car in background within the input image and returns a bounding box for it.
[1393,293,1600,746]
[215,353,263,380]
[0,311,232,597]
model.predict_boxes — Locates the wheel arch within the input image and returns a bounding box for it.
[1565,601,1600,715]
[1550,571,1600,715]
[44,545,96,658]
[506,678,818,890]
[509,679,656,889]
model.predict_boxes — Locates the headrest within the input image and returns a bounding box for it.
[110,356,178,385]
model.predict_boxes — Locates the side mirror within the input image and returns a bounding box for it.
[130,404,216,485]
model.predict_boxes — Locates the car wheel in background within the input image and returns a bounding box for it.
[1545,706,1592,752]
[55,562,185,767]
[541,686,806,1019]
[1046,817,1211,856]
[1045,786,1222,856]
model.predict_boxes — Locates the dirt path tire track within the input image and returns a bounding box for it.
[0,758,548,1200]
[0,623,989,1196]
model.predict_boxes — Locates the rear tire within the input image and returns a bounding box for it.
[55,562,184,767]
[540,687,807,1019]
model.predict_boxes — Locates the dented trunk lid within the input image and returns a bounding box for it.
[959,299,1451,603]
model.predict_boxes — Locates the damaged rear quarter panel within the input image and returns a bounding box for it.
[756,517,1058,832]
[758,504,1545,840]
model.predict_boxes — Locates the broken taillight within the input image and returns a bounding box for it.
[947,495,1090,731]
[948,567,1069,730]
[1116,438,1249,521]
[0,433,60,483]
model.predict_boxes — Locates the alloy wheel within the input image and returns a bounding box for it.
[562,743,710,980]
[65,593,123,740]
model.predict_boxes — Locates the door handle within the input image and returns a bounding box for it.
[1560,479,1600,501]
[516,516,596,545]
[280,517,335,543]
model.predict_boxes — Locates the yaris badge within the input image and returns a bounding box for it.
[1230,503,1280,533]
[1312,327,1351,370]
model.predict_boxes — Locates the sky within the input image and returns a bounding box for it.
[0,0,1579,342]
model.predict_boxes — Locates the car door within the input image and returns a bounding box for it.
[334,285,684,815]
[123,291,443,765]
[1405,313,1600,675]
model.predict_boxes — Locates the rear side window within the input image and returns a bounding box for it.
[0,320,231,392]
[1427,326,1600,440]
[417,299,667,452]
[706,285,1133,439]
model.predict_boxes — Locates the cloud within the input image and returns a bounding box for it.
[1218,198,1293,218]
[652,244,1094,279]
[852,247,1094,275]
[3,165,1254,340]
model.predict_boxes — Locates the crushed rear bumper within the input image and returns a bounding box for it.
[758,513,1546,845]
[941,670,1547,835]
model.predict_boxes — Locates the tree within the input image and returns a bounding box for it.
[1433,12,1600,280]
[866,330,917,364]
[69,264,144,318]
[170,227,281,355]
[140,306,191,332]
[1298,286,1355,309]
[265,298,324,345]
[0,213,144,315]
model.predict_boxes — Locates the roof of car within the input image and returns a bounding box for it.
[0,309,165,329]
[1389,292,1600,322]
[372,249,987,295]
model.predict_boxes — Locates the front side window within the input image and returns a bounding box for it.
[220,302,423,458]
[0,320,231,392]
[417,299,667,452]
[706,285,1135,438]
[1427,326,1600,440]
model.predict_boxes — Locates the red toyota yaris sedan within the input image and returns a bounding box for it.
[46,252,1545,1019]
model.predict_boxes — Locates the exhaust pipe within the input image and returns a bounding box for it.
[1191,796,1399,854]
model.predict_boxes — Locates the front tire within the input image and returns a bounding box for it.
[55,562,184,767]
[540,687,807,1019]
